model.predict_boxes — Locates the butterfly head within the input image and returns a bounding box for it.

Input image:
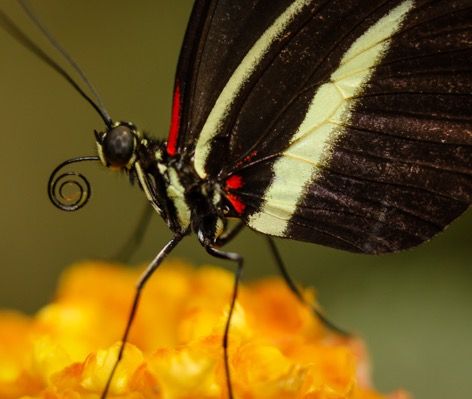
[95,121,140,170]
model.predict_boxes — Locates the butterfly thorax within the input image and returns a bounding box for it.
[138,139,227,245]
[95,121,227,244]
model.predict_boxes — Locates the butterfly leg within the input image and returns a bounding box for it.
[266,236,350,336]
[101,233,185,399]
[113,204,154,262]
[214,220,245,247]
[203,243,243,399]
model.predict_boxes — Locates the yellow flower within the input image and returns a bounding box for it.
[0,260,410,399]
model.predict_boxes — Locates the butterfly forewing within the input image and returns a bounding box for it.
[169,0,472,253]
[167,0,213,157]
[168,0,297,156]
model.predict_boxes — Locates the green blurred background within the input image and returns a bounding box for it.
[0,1,470,397]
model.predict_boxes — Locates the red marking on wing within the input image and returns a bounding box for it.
[226,193,246,215]
[225,175,245,215]
[226,175,244,190]
[166,83,182,157]
[235,150,258,169]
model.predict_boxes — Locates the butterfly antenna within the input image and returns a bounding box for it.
[0,3,112,127]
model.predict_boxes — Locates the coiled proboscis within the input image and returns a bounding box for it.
[47,156,100,211]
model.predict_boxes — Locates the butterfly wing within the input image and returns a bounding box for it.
[169,0,472,254]
[166,0,299,156]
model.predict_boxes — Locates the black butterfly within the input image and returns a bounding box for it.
[2,1,471,398]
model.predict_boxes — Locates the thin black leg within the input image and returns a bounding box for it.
[101,233,185,399]
[215,221,245,247]
[205,245,243,399]
[266,236,350,336]
[114,205,153,262]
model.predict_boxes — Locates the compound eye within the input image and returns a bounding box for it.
[102,125,136,167]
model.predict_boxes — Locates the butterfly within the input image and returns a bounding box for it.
[2,1,471,398]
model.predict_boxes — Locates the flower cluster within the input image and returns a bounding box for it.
[0,260,409,398]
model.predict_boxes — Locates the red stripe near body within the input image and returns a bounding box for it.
[226,175,244,190]
[166,83,181,156]
[225,175,246,215]
[226,193,246,215]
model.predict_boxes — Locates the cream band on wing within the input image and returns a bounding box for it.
[248,0,415,236]
[194,0,312,178]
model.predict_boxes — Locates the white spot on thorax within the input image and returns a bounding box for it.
[166,167,191,229]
